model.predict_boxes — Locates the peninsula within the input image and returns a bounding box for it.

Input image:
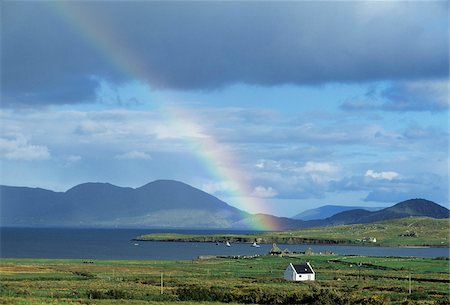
[134,217,450,248]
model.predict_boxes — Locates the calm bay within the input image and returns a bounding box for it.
[1,227,448,260]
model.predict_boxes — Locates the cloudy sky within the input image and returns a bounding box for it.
[1,1,448,216]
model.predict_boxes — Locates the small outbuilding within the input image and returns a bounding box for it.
[283,262,315,281]
[269,243,283,256]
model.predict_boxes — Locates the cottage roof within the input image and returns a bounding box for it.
[292,263,314,274]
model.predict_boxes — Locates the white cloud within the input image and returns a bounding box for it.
[303,161,340,173]
[255,160,265,169]
[61,154,82,165]
[255,160,340,175]
[201,181,238,195]
[115,151,152,160]
[0,135,50,161]
[365,169,399,180]
[64,155,81,163]
[251,186,278,198]
[57,154,82,168]
[0,101,446,203]
[75,120,107,135]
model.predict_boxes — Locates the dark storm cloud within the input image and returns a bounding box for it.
[2,1,448,106]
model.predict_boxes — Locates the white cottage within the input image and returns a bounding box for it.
[283,262,315,281]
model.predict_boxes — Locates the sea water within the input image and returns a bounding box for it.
[1,227,448,260]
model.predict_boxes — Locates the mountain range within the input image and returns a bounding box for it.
[1,180,449,230]
[304,198,450,228]
[0,180,248,229]
[292,205,383,221]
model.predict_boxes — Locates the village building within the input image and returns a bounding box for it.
[269,243,283,256]
[283,262,315,281]
[358,236,377,243]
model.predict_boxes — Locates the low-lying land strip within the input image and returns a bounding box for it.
[135,217,450,247]
[0,254,449,304]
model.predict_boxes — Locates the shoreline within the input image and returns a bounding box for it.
[133,234,450,249]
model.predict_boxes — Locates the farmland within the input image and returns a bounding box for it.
[0,254,448,304]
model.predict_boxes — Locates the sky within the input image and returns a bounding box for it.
[1,1,449,217]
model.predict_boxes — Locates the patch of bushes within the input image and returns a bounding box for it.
[86,289,131,300]
[73,271,94,278]
[144,292,179,302]
[354,295,389,305]
[85,288,178,302]
[434,297,450,305]
[408,291,429,300]
[177,285,291,304]
[303,288,352,305]
[434,256,449,260]
[176,285,357,305]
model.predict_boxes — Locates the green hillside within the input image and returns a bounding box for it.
[272,217,450,247]
[137,217,450,247]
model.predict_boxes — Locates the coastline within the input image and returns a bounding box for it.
[133,233,450,248]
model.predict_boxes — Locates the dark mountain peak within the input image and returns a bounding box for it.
[137,179,197,191]
[135,179,241,213]
[137,180,202,197]
[385,198,449,218]
[66,182,121,193]
[320,209,373,226]
[301,198,449,228]
[1,180,251,228]
[392,198,443,209]
[328,208,372,220]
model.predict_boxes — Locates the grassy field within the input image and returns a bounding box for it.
[0,254,448,304]
[270,217,450,247]
[136,217,450,247]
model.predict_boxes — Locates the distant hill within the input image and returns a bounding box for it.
[163,217,448,247]
[292,205,383,221]
[286,217,450,247]
[311,199,450,227]
[0,180,303,230]
[160,217,450,247]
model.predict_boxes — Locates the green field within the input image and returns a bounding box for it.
[136,217,450,247]
[1,254,449,304]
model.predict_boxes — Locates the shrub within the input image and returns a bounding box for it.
[176,284,309,304]
[73,271,94,278]
[184,285,361,304]
[434,297,450,305]
[303,288,351,305]
[86,289,131,300]
[86,289,106,299]
[434,256,449,260]
[105,289,131,299]
[358,295,389,305]
[145,292,179,302]
[409,291,429,300]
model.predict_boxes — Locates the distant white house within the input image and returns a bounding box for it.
[360,237,377,243]
[283,262,315,281]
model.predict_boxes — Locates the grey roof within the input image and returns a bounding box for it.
[292,264,314,274]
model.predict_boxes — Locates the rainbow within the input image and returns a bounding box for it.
[47,2,280,230]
